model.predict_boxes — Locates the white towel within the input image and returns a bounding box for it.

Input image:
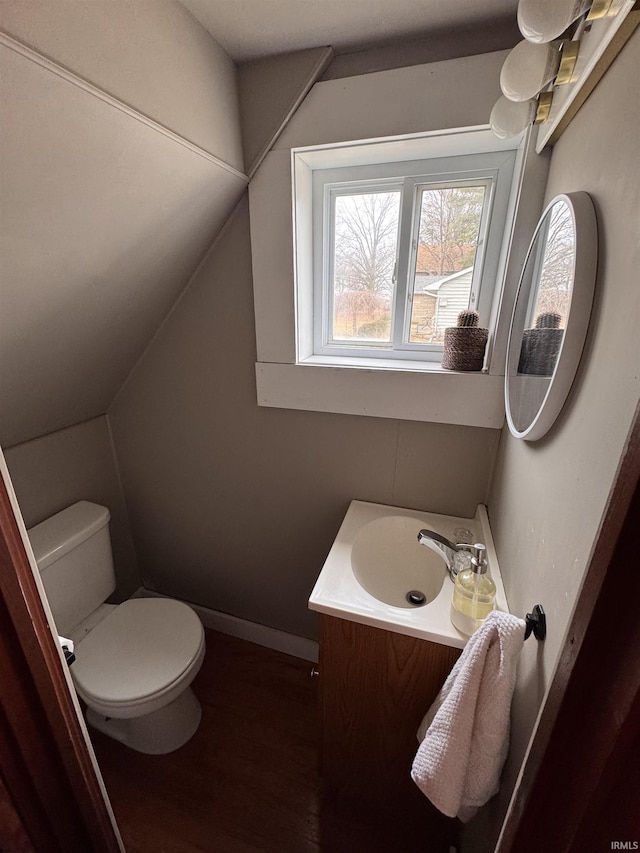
[411,610,526,822]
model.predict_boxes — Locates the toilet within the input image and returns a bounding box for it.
[28,501,205,755]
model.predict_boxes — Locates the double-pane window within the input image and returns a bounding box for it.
[312,151,516,364]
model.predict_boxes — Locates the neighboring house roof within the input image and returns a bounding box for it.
[413,273,445,294]
[422,266,473,294]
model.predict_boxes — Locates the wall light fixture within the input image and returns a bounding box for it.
[489,93,553,140]
[517,0,592,44]
[500,39,579,102]
[490,0,638,145]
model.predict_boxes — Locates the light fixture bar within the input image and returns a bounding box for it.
[554,40,580,84]
[534,92,554,123]
[536,0,639,150]
[587,0,616,20]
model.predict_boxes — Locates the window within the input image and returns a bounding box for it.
[296,133,521,369]
[250,124,538,427]
[319,174,496,361]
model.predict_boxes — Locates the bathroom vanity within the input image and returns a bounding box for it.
[309,500,508,841]
[319,614,460,838]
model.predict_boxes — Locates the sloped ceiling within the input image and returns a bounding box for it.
[238,46,333,177]
[0,0,243,170]
[0,37,247,447]
[180,0,518,61]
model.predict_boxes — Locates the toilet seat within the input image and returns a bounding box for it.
[72,598,205,719]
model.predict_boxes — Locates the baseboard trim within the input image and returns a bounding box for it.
[132,588,319,663]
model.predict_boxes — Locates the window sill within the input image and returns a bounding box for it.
[299,354,450,372]
[255,361,505,428]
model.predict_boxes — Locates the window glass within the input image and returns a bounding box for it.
[331,190,401,344]
[408,184,487,345]
[303,140,519,366]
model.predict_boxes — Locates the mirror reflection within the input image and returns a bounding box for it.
[507,198,575,435]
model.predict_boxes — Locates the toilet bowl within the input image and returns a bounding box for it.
[73,597,205,754]
[28,501,206,754]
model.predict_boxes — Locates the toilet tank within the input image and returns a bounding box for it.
[28,501,116,636]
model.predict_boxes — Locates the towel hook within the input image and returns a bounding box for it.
[524,604,546,641]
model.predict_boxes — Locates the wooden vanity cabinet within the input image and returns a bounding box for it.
[318,614,461,844]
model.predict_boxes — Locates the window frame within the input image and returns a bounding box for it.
[397,175,493,353]
[311,155,516,362]
[304,144,519,368]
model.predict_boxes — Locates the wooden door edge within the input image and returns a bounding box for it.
[0,454,123,852]
[496,400,640,851]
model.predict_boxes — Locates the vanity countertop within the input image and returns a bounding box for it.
[309,500,509,650]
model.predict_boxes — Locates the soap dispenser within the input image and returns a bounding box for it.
[450,543,496,636]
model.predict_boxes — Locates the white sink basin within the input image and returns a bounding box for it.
[309,500,509,649]
[351,516,448,608]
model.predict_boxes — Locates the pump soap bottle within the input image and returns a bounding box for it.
[450,543,496,636]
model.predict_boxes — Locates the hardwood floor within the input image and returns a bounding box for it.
[92,630,443,852]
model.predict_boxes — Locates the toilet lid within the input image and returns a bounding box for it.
[72,598,204,707]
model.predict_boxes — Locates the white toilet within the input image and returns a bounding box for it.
[28,501,206,755]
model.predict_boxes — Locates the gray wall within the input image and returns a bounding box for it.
[4,416,140,600]
[481,27,640,851]
[0,3,246,447]
[322,20,519,80]
[238,46,333,176]
[0,0,242,168]
[109,196,500,639]
[0,2,246,610]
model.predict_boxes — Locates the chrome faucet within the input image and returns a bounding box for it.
[417,529,483,580]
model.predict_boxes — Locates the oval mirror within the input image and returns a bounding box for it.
[505,192,597,440]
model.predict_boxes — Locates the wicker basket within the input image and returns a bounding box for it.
[442,327,489,370]
[442,311,488,371]
[517,313,564,376]
[517,328,564,376]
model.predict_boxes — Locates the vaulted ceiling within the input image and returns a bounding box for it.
[0,41,246,447]
[0,1,247,447]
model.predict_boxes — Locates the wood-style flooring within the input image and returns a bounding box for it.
[91,630,436,853]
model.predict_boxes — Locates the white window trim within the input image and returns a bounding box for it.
[294,128,525,371]
[256,361,507,427]
[250,124,549,428]
[308,152,517,363]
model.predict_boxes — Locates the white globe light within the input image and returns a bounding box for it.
[500,40,561,101]
[518,0,591,43]
[490,96,537,139]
